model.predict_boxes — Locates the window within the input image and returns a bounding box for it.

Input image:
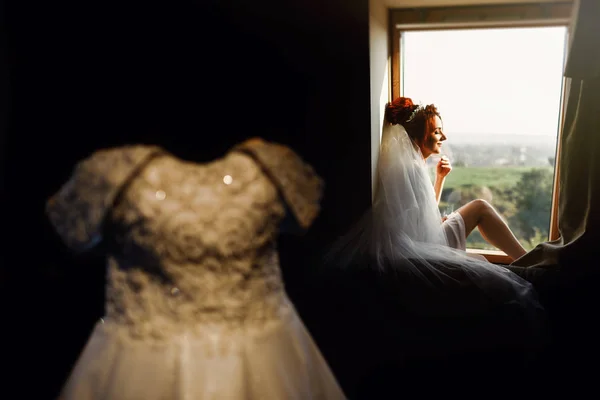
[390,2,574,264]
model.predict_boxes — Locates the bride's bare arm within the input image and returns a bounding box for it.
[434,156,452,204]
[434,176,445,204]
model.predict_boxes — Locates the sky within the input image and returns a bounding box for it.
[402,27,567,139]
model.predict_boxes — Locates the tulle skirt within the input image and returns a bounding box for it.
[58,306,346,400]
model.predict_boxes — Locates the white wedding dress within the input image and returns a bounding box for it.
[46,140,346,400]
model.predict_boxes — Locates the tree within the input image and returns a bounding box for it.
[511,168,554,245]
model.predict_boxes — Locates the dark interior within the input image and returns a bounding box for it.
[2,0,598,398]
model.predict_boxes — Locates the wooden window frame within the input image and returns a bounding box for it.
[390,1,574,265]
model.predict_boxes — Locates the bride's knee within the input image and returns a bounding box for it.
[468,199,494,215]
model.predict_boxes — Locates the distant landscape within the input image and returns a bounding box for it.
[429,133,558,251]
[432,133,558,168]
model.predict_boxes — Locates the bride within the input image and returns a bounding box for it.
[328,96,544,321]
[388,97,528,261]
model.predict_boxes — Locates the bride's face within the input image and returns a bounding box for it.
[420,115,446,159]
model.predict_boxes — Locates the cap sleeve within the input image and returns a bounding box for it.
[234,138,324,231]
[46,145,164,252]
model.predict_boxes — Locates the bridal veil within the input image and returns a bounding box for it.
[327,122,545,322]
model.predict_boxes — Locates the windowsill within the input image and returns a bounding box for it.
[466,248,512,265]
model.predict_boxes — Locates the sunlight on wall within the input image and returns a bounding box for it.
[370,0,390,199]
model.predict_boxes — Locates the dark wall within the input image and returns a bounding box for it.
[6,1,599,398]
[2,0,371,397]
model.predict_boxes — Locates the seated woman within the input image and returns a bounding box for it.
[321,95,547,398]
[386,97,527,261]
[327,95,543,320]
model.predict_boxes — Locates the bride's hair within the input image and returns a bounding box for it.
[384,97,441,143]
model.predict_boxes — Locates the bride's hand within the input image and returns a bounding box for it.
[436,155,452,178]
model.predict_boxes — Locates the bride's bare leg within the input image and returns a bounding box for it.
[457,199,527,261]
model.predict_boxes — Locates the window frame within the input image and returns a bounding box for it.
[389,1,574,265]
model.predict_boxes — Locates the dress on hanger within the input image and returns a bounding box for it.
[47,139,346,400]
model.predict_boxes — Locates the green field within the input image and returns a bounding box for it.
[433,165,556,252]
[438,166,554,190]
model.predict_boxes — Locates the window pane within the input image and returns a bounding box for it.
[402,27,566,251]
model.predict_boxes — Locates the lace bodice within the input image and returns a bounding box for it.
[47,140,323,340]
